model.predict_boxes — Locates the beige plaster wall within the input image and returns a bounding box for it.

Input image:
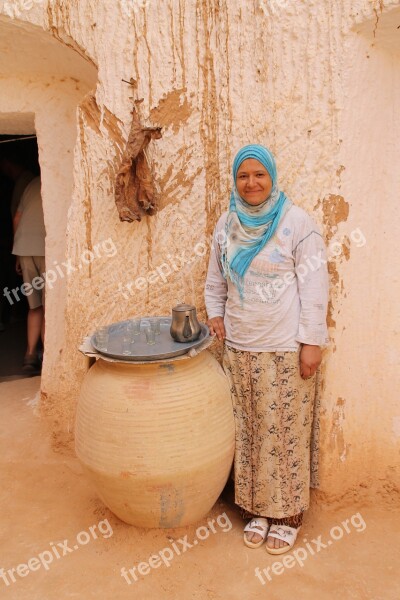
[0,0,398,503]
[320,5,400,499]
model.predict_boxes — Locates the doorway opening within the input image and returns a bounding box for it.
[0,133,41,380]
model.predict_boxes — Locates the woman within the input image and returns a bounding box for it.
[205,144,329,555]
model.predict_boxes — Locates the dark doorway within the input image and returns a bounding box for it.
[0,134,40,381]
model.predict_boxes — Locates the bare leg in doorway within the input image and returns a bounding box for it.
[24,305,44,371]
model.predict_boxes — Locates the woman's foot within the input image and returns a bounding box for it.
[243,518,269,548]
[22,353,41,373]
[266,525,300,554]
[266,513,303,553]
[267,528,291,551]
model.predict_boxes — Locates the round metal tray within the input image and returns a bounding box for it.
[91,317,210,361]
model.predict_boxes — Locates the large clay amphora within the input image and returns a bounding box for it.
[75,350,235,528]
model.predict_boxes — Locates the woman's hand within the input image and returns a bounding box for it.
[300,344,322,379]
[207,317,226,341]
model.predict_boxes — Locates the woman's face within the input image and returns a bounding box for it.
[235,158,273,206]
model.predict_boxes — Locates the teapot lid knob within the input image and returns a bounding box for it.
[172,303,196,311]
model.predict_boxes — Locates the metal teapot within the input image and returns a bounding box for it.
[170,303,202,343]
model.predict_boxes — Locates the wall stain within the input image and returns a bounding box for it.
[149,88,193,134]
[158,162,202,211]
[178,0,186,85]
[327,300,336,328]
[329,396,348,461]
[46,0,98,70]
[169,3,177,81]
[373,0,385,38]
[146,217,152,306]
[342,237,351,261]
[142,9,153,108]
[77,94,124,275]
[317,194,349,242]
[336,165,345,178]
[80,94,124,151]
[77,93,129,263]
[196,0,224,242]
[336,165,345,191]
[316,194,350,329]
[77,108,93,276]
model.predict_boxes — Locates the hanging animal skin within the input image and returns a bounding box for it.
[115,99,162,222]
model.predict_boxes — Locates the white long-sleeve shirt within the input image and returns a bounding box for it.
[205,205,329,352]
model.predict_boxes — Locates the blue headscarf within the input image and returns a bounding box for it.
[221,144,292,299]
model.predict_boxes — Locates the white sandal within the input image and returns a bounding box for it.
[243,518,270,549]
[266,525,301,555]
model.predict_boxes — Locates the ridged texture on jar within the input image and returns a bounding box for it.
[75,351,235,528]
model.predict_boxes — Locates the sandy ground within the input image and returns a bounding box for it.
[1,377,399,600]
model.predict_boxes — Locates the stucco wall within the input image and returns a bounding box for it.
[321,5,400,499]
[0,0,398,504]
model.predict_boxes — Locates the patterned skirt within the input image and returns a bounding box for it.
[222,344,321,519]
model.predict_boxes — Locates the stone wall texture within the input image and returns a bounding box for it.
[0,0,399,504]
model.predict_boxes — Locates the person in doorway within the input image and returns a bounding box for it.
[0,152,35,218]
[205,144,329,555]
[12,176,45,372]
[0,176,14,331]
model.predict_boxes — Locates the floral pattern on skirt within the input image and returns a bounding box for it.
[222,344,321,519]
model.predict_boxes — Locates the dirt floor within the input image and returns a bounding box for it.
[1,377,399,600]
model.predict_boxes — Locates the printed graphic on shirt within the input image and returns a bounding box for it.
[245,232,295,305]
